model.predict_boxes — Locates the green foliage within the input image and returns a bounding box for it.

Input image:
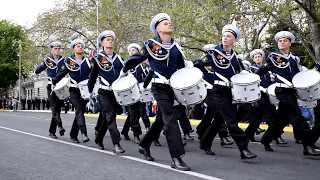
[0,20,27,90]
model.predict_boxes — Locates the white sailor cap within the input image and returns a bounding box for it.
[222,24,242,42]
[202,44,216,51]
[242,60,251,67]
[250,49,265,59]
[97,30,116,44]
[48,41,62,48]
[70,39,85,50]
[150,13,171,34]
[127,43,141,53]
[274,31,295,43]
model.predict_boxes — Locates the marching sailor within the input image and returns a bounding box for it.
[52,39,90,143]
[194,23,257,159]
[120,13,192,171]
[87,30,125,154]
[121,43,151,144]
[256,31,320,155]
[34,41,66,139]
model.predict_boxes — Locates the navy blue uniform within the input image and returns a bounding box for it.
[52,55,91,140]
[194,44,251,153]
[88,51,125,146]
[123,36,186,158]
[35,56,64,136]
[256,51,314,147]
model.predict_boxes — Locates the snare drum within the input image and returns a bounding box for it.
[139,83,154,103]
[112,76,141,106]
[78,79,90,100]
[267,83,279,107]
[297,99,317,108]
[53,78,70,100]
[170,67,207,106]
[231,73,261,103]
[292,70,320,101]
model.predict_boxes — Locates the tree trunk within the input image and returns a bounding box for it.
[309,20,320,63]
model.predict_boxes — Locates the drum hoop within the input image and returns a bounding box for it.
[231,80,260,86]
[294,81,320,89]
[171,80,202,90]
[113,83,137,92]
[233,97,261,104]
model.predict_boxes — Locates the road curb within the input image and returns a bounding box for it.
[3,110,293,132]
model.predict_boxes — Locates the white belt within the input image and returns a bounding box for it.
[99,84,112,91]
[260,87,267,93]
[152,78,170,85]
[214,80,229,87]
[69,84,78,88]
[275,82,292,88]
[48,81,52,85]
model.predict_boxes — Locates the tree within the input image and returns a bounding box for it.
[0,20,28,93]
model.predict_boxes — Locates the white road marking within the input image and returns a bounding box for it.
[0,125,222,180]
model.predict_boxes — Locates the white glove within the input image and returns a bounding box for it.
[240,70,249,74]
[184,61,194,68]
[119,70,128,78]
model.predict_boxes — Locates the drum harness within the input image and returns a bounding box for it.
[94,52,125,91]
[268,53,301,88]
[44,57,64,85]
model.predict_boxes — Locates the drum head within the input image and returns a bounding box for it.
[231,73,260,84]
[54,78,69,90]
[112,76,137,91]
[170,67,203,89]
[292,70,320,88]
[267,83,276,96]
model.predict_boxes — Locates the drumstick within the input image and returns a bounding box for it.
[143,70,154,88]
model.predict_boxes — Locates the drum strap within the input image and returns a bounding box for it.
[274,73,293,87]
[203,80,213,89]
[214,72,230,86]
[99,76,110,86]
[153,71,169,84]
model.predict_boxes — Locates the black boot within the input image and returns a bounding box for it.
[262,142,273,151]
[82,133,90,143]
[171,157,191,171]
[134,136,140,144]
[139,146,154,161]
[200,146,216,155]
[303,146,320,156]
[154,140,162,146]
[122,134,130,140]
[249,137,259,142]
[221,137,234,146]
[70,136,80,143]
[59,127,65,136]
[183,134,194,141]
[255,128,265,135]
[49,133,57,139]
[240,149,257,159]
[114,143,125,155]
[275,136,287,145]
[95,140,104,150]
[295,140,302,144]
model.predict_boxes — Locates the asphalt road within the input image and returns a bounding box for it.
[0,111,319,180]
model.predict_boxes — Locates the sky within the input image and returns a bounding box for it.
[0,0,57,28]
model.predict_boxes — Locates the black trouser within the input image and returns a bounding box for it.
[95,112,103,132]
[47,85,63,134]
[174,104,193,135]
[69,87,88,138]
[197,106,228,139]
[121,107,131,136]
[200,85,249,150]
[245,93,274,139]
[261,87,313,147]
[95,89,121,145]
[139,83,185,158]
[312,100,320,145]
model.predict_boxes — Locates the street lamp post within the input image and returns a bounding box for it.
[96,0,99,50]
[18,40,22,110]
